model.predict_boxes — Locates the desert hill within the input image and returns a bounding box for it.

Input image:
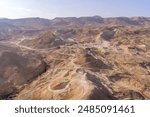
[0,44,47,99]
[0,16,149,100]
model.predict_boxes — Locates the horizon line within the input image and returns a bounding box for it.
[0,15,150,20]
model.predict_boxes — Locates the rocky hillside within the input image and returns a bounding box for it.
[0,16,149,100]
[0,44,47,99]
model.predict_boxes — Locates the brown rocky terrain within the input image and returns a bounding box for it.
[0,16,150,100]
[0,44,47,99]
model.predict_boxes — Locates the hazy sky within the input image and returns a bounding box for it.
[0,0,149,19]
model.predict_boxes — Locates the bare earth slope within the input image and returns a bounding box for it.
[0,16,150,100]
[0,44,47,99]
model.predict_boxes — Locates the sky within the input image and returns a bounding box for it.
[0,0,149,19]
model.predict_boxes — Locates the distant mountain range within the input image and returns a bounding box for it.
[0,16,150,30]
[0,17,51,29]
[0,16,149,41]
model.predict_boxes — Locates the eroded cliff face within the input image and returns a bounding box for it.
[0,17,150,100]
